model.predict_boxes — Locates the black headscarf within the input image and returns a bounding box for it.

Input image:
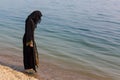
[26,10,42,27]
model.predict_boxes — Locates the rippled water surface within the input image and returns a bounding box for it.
[0,0,120,79]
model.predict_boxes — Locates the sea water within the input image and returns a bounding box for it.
[0,0,120,79]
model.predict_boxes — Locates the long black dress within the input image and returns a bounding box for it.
[23,18,39,72]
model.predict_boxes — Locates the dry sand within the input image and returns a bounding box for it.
[0,64,38,80]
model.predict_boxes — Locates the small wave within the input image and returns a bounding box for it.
[90,18,120,25]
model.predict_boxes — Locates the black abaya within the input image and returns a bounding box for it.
[23,18,39,72]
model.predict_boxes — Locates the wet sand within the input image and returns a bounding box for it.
[0,53,83,80]
[0,52,113,80]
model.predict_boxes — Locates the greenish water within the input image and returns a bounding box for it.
[0,0,120,79]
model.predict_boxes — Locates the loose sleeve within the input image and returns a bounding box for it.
[25,19,34,46]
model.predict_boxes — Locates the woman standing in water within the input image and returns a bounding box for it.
[23,10,42,72]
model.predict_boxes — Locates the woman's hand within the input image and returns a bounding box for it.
[26,40,33,47]
[30,43,33,47]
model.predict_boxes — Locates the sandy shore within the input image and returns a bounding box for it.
[0,53,84,80]
[0,52,113,80]
[0,64,38,80]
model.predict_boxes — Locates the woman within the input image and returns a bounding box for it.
[23,10,42,72]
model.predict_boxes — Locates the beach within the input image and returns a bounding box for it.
[0,64,38,80]
[0,52,83,80]
[0,0,120,80]
[0,52,113,80]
